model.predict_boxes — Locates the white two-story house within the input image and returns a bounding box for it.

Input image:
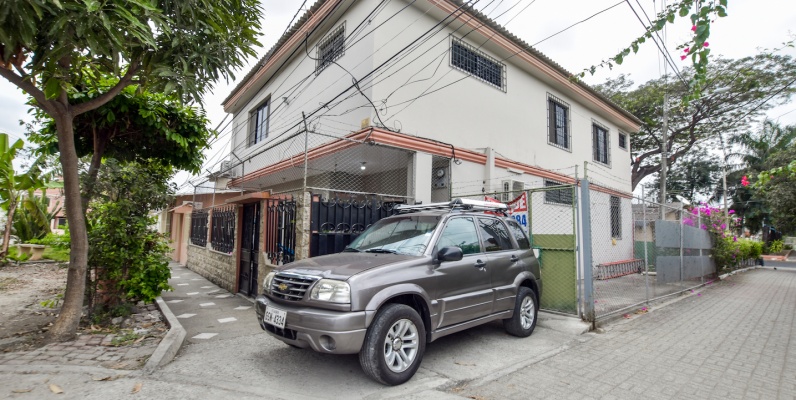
[185,0,642,300]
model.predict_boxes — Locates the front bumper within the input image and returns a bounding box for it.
[255,295,372,354]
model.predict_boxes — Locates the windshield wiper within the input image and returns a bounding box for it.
[342,247,361,252]
[364,248,397,254]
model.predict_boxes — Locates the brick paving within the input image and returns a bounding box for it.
[457,268,796,400]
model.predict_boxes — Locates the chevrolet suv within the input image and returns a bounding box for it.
[255,199,541,385]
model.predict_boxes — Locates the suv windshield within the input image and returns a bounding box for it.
[345,215,440,256]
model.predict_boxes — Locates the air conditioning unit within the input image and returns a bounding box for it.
[501,180,525,202]
[218,160,238,178]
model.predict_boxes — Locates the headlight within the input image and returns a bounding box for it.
[310,279,350,303]
[263,272,275,294]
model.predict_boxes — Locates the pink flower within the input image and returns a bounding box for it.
[703,42,709,47]
[691,25,697,32]
[684,48,690,53]
[733,236,737,242]
[681,55,688,60]
[729,210,735,214]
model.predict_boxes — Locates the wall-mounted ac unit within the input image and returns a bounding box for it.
[501,179,525,202]
[218,160,237,178]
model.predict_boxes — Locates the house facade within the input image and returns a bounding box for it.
[182,0,642,300]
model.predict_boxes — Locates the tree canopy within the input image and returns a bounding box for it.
[596,53,796,190]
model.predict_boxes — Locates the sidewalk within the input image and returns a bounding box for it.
[159,262,260,344]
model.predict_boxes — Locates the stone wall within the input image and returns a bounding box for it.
[186,244,237,293]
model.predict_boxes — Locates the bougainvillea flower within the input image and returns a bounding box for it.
[684,48,690,53]
[691,25,697,32]
[681,55,688,60]
[741,175,749,187]
[703,42,709,47]
[729,209,735,214]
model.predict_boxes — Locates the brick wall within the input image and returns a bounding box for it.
[186,244,237,293]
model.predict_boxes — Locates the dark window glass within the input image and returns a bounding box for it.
[451,39,505,90]
[56,217,68,228]
[548,99,569,149]
[544,180,573,205]
[610,196,622,239]
[618,132,627,149]
[250,99,269,146]
[477,218,513,252]
[593,123,609,164]
[506,220,531,250]
[436,217,481,255]
[317,25,345,73]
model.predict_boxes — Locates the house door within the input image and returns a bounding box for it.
[239,203,260,297]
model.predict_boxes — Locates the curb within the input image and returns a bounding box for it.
[142,296,186,374]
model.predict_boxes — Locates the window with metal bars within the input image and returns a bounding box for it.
[316,24,345,74]
[450,38,505,91]
[592,122,610,165]
[190,210,208,246]
[610,196,622,239]
[547,94,570,150]
[618,131,627,150]
[544,180,573,205]
[211,206,236,253]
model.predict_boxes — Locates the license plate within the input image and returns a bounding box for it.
[264,306,287,329]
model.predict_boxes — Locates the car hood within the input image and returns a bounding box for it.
[276,252,418,280]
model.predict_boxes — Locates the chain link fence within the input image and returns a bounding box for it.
[585,177,716,320]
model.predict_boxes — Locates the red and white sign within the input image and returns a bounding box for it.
[485,193,529,229]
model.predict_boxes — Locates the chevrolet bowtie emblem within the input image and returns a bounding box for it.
[278,283,289,291]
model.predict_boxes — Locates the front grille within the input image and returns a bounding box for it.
[271,273,319,301]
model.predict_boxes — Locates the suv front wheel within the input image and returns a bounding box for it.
[359,304,426,385]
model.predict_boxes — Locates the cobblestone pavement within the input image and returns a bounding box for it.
[456,268,796,400]
[0,305,165,370]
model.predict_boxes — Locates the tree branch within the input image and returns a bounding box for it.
[0,68,56,116]
[72,61,140,116]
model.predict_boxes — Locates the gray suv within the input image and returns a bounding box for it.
[255,199,541,385]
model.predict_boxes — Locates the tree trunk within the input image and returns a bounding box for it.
[46,113,89,342]
[0,199,18,258]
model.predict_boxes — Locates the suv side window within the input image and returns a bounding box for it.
[506,219,531,250]
[436,217,481,255]
[477,217,514,252]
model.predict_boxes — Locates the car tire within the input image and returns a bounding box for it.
[503,287,538,337]
[359,304,426,386]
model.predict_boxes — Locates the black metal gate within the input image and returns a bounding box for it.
[264,198,297,265]
[310,195,401,257]
[239,202,260,296]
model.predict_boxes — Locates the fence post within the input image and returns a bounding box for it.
[642,188,650,304]
[580,173,595,325]
[680,206,685,287]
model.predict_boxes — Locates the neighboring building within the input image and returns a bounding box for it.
[181,0,642,298]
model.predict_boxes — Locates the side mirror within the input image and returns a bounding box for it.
[436,246,463,263]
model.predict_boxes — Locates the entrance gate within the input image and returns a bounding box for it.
[239,202,260,296]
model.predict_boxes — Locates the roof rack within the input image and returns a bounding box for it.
[395,198,508,215]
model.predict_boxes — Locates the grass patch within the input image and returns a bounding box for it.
[43,247,70,262]
[111,331,141,346]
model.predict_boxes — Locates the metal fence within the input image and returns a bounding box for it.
[210,205,236,253]
[264,197,297,265]
[584,177,716,321]
[189,209,208,247]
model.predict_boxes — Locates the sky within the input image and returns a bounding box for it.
[1,0,794,189]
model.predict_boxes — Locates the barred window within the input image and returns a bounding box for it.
[618,132,627,150]
[544,180,573,205]
[211,206,236,253]
[249,98,269,146]
[190,210,208,246]
[592,122,610,165]
[610,196,622,239]
[547,95,570,150]
[450,38,506,91]
[316,24,345,73]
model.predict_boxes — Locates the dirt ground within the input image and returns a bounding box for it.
[0,262,66,351]
[0,262,168,354]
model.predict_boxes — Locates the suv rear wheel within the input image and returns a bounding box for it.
[359,304,426,385]
[503,287,538,337]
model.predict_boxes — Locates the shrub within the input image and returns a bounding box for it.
[769,239,784,254]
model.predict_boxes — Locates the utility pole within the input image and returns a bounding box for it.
[660,93,668,219]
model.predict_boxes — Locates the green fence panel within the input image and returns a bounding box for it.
[533,234,577,314]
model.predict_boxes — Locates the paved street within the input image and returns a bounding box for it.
[2,266,794,399]
[458,267,796,400]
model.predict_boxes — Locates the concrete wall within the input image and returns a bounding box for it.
[186,244,237,293]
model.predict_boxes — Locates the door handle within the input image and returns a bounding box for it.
[474,259,487,268]
[510,255,519,263]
